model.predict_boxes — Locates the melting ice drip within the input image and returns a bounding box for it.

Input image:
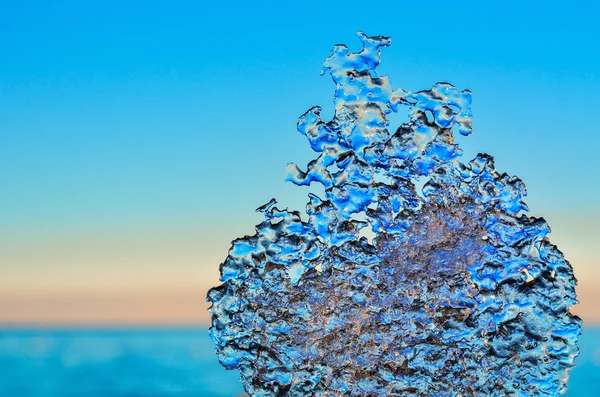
[207,32,581,396]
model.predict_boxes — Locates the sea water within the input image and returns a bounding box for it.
[0,327,597,396]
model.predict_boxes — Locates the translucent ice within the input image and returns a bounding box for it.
[207,32,581,396]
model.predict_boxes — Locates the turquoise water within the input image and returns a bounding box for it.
[0,327,597,396]
[0,328,244,397]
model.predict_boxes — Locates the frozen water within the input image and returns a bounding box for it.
[208,32,581,396]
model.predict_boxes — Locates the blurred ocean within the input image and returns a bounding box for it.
[0,327,597,396]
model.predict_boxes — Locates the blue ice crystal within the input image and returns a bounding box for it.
[207,32,581,396]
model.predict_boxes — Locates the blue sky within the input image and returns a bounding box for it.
[1,0,599,323]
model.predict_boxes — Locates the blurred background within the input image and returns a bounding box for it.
[1,0,599,395]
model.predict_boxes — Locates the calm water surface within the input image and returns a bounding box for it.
[0,327,597,396]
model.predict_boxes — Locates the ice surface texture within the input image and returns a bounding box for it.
[207,32,581,396]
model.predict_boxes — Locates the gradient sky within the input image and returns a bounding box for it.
[1,0,599,325]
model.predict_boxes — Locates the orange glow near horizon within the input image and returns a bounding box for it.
[0,289,213,326]
[0,285,598,327]
[1,212,598,327]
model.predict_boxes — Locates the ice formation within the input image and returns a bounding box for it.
[207,32,581,396]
